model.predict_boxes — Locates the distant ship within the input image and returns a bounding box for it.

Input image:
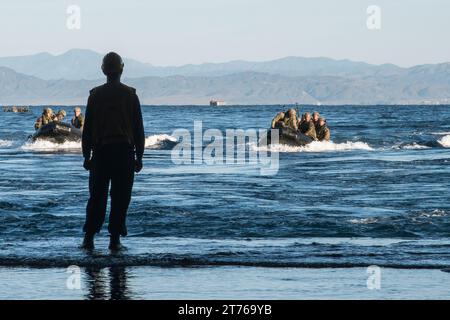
[210,99,226,107]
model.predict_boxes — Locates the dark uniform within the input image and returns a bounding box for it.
[82,81,145,237]
[316,124,331,141]
[72,114,84,129]
[300,120,317,140]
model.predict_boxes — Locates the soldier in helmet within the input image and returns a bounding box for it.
[299,112,317,140]
[316,117,331,142]
[81,52,145,251]
[283,108,298,131]
[34,107,54,130]
[71,107,84,129]
[312,111,320,131]
[54,109,67,122]
[271,111,286,129]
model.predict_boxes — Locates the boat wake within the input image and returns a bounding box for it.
[437,135,450,148]
[21,139,81,152]
[145,134,178,149]
[0,139,13,148]
[16,134,178,152]
[254,140,374,153]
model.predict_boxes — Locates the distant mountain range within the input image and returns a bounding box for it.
[0,49,449,105]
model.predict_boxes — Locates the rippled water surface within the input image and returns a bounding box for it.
[1,105,450,270]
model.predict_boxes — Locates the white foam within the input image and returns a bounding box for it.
[254,140,373,153]
[21,139,81,151]
[0,139,13,148]
[438,135,450,148]
[431,132,450,135]
[418,209,447,218]
[145,134,177,148]
[348,217,378,225]
[399,143,430,150]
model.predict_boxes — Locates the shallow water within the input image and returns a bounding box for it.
[1,105,450,297]
[1,266,450,300]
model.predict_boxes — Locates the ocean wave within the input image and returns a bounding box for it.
[437,135,450,148]
[254,140,373,153]
[431,132,450,135]
[393,143,431,150]
[145,134,177,149]
[0,139,13,148]
[417,209,447,218]
[348,218,378,225]
[20,139,81,152]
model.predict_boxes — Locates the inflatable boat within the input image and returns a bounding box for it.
[30,122,82,143]
[261,127,314,147]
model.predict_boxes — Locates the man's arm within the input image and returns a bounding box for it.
[82,95,93,160]
[132,94,145,163]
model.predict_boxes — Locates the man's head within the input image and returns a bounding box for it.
[287,108,296,117]
[74,107,81,117]
[304,112,311,122]
[57,110,66,120]
[319,117,326,126]
[313,111,320,122]
[44,108,53,117]
[102,52,124,77]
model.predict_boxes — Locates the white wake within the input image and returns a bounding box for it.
[145,134,177,148]
[254,140,373,153]
[438,135,450,148]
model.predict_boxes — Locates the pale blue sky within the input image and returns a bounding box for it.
[1,0,449,66]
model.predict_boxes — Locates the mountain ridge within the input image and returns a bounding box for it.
[1,65,449,105]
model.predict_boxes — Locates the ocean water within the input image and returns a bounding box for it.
[1,104,450,299]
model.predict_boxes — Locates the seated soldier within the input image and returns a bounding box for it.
[312,111,320,131]
[71,107,84,129]
[316,117,331,141]
[299,112,317,140]
[54,110,67,122]
[271,111,286,129]
[283,108,298,131]
[34,108,54,130]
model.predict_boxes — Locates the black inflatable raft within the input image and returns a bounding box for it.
[31,122,82,144]
[261,127,314,147]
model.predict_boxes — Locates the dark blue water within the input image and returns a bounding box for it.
[1,105,450,269]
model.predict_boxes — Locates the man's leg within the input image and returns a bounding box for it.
[83,152,110,244]
[108,144,135,244]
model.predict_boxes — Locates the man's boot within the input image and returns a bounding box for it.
[81,232,95,250]
[109,234,122,251]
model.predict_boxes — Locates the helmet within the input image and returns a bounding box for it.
[101,52,124,76]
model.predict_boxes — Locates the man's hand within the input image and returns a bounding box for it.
[135,159,143,173]
[83,158,91,171]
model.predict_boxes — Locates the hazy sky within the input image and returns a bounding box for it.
[1,0,449,66]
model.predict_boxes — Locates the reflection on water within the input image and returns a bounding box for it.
[84,267,130,300]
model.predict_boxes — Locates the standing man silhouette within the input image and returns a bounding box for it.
[81,52,145,251]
